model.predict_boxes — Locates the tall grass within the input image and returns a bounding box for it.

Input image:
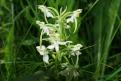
[1,0,15,81]
[93,0,121,80]
[0,0,121,81]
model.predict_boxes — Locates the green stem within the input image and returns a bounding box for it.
[75,55,79,66]
[39,30,43,46]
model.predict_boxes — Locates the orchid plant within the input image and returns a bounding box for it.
[36,5,83,81]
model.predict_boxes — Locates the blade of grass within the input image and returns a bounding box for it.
[101,0,121,79]
[106,66,121,80]
[4,0,15,80]
[93,0,121,80]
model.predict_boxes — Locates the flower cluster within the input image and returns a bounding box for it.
[36,5,83,67]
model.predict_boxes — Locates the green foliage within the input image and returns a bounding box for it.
[93,0,121,80]
[0,0,121,81]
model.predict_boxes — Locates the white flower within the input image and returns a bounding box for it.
[46,11,54,18]
[36,21,48,33]
[47,41,60,52]
[36,21,54,35]
[38,5,53,18]
[71,44,83,51]
[36,45,49,63]
[67,9,82,23]
[47,41,72,52]
[71,44,83,56]
[75,51,82,56]
[71,50,82,56]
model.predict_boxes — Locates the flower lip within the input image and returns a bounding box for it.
[36,45,48,55]
[36,45,49,63]
[43,54,49,64]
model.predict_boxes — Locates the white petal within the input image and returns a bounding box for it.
[76,51,82,56]
[67,18,71,23]
[36,45,47,55]
[47,45,55,50]
[75,44,83,49]
[66,41,73,44]
[55,44,59,52]
[58,41,72,45]
[72,44,83,51]
[43,27,49,34]
[70,16,75,22]
[36,46,44,55]
[36,21,45,27]
[67,16,75,23]
[66,25,70,29]
[46,12,53,18]
[38,5,53,18]
[58,41,67,45]
[71,52,75,56]
[43,54,49,63]
[38,5,47,14]
[73,9,82,17]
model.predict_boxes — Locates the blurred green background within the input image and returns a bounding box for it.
[0,0,121,81]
